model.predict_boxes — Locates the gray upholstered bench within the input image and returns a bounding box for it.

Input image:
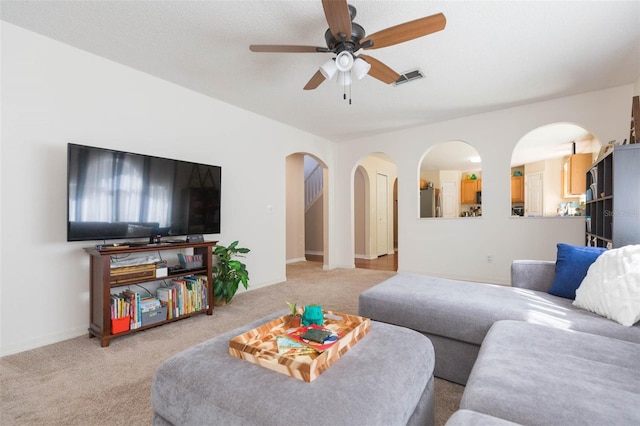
[151,311,436,426]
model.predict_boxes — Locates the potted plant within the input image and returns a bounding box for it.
[286,301,302,327]
[212,241,250,305]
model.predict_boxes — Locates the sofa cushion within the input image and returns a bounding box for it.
[461,320,640,425]
[548,243,606,299]
[445,409,521,426]
[574,244,640,326]
[358,273,640,346]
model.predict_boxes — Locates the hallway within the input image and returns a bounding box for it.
[306,253,398,272]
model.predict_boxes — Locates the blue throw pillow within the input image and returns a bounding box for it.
[548,243,607,299]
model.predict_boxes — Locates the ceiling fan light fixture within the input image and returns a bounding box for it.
[352,57,371,80]
[319,58,337,80]
[335,51,354,72]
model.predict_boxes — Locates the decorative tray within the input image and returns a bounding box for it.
[229,311,370,382]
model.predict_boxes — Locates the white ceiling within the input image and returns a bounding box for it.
[2,0,639,168]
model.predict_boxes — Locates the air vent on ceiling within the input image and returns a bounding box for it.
[394,69,424,86]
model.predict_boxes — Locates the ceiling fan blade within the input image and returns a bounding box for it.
[303,70,326,90]
[250,45,328,53]
[358,54,400,84]
[322,0,352,40]
[361,13,446,50]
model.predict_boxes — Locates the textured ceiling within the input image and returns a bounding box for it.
[2,0,639,153]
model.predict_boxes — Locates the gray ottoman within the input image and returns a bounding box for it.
[152,311,435,426]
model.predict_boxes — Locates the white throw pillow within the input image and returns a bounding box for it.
[573,244,640,326]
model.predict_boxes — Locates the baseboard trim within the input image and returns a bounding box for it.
[1,325,88,357]
[355,254,378,260]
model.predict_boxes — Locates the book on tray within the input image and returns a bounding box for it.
[284,324,343,353]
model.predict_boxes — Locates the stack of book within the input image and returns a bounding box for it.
[110,290,143,329]
[122,290,142,329]
[156,275,208,319]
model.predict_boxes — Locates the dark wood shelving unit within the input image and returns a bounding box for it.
[585,144,640,248]
[85,241,216,347]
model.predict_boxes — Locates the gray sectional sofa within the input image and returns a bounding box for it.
[358,259,640,425]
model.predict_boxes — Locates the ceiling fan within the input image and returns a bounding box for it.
[249,0,446,91]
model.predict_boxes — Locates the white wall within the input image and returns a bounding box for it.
[1,22,636,355]
[285,155,305,262]
[333,85,634,283]
[0,23,334,355]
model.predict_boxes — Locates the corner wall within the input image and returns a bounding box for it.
[0,23,333,355]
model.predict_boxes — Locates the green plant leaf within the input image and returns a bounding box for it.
[212,240,250,303]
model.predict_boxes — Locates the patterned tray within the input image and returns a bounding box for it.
[229,311,370,382]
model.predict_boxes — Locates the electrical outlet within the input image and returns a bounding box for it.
[486,255,493,264]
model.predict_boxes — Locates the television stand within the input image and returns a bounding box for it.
[84,240,217,347]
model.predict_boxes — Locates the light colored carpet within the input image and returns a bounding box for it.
[0,261,463,425]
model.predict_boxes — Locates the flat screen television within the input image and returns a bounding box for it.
[67,143,221,242]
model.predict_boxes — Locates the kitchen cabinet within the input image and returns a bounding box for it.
[511,176,524,203]
[561,153,592,198]
[460,179,481,204]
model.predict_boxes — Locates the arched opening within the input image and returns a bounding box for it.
[419,141,482,218]
[353,153,397,271]
[285,153,329,268]
[510,123,600,217]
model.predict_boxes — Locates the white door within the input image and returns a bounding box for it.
[376,173,388,256]
[525,172,544,217]
[441,180,458,218]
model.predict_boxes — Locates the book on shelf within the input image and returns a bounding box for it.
[169,275,208,317]
[140,296,162,313]
[192,274,209,309]
[110,293,131,321]
[121,290,142,329]
[156,287,175,320]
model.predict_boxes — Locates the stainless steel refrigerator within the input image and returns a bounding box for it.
[420,188,436,218]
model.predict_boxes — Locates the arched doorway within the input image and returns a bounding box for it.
[353,153,397,271]
[285,153,329,268]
